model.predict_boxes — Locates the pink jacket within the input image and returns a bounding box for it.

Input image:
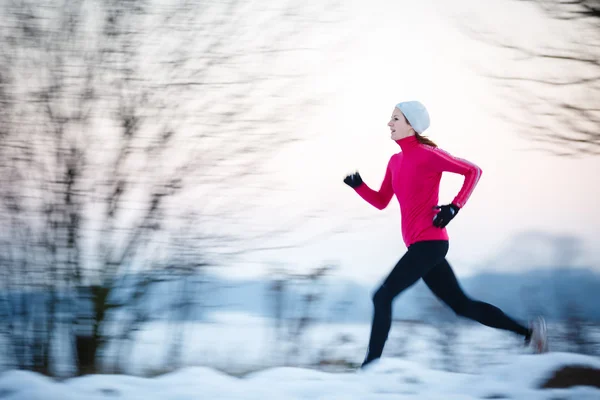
[354,135,482,247]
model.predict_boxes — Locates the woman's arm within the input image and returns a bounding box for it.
[427,147,482,208]
[353,159,395,210]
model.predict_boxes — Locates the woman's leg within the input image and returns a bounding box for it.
[362,240,449,367]
[422,258,530,337]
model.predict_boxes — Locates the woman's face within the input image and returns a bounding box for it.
[388,107,415,141]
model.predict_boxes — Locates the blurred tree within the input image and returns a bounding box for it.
[0,0,347,376]
[265,262,336,366]
[500,231,598,353]
[469,0,600,156]
[420,289,460,372]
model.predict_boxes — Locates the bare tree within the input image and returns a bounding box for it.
[264,263,337,366]
[505,231,598,354]
[0,0,348,376]
[419,289,460,372]
[464,0,600,156]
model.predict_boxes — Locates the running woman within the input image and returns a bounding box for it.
[343,101,548,368]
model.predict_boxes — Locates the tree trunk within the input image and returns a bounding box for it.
[74,285,109,375]
[75,334,97,376]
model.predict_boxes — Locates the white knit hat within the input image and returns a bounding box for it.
[396,101,430,133]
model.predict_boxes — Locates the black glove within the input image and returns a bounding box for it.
[343,172,363,189]
[433,203,460,228]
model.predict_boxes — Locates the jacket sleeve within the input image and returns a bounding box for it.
[354,157,394,210]
[428,147,482,208]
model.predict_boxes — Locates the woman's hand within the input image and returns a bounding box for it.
[343,172,364,189]
[433,203,459,228]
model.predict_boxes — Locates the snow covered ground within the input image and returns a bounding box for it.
[1,312,599,399]
[1,352,599,399]
[98,312,600,376]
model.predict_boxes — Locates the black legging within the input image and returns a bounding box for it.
[363,240,530,366]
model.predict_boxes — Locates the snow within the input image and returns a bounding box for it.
[2,312,600,399]
[1,352,599,399]
[97,313,597,376]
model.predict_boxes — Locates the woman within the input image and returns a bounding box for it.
[344,101,548,368]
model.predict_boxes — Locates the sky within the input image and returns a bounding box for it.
[4,0,595,287]
[224,0,600,284]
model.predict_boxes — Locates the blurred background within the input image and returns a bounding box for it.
[0,0,599,378]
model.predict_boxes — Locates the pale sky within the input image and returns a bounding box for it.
[224,0,600,284]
